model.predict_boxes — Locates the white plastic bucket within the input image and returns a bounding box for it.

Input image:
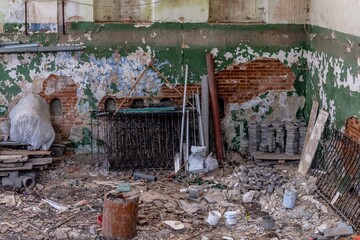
[206,211,221,225]
[283,188,297,209]
[224,211,237,226]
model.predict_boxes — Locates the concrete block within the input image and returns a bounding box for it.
[267,184,275,194]
[323,225,353,237]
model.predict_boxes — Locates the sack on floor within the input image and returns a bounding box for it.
[9,94,55,150]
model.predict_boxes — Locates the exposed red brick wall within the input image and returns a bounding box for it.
[98,58,294,110]
[345,116,360,143]
[39,74,80,140]
[37,59,294,140]
[215,58,295,103]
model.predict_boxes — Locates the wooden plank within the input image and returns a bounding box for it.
[300,101,319,164]
[255,160,299,166]
[28,157,52,166]
[0,163,24,168]
[0,141,29,146]
[251,152,301,160]
[0,162,33,171]
[0,155,28,163]
[298,109,329,175]
[0,172,9,177]
[0,150,51,156]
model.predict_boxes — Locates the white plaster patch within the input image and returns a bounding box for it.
[224,52,233,60]
[150,32,157,38]
[210,48,219,57]
[329,100,336,126]
[2,46,164,115]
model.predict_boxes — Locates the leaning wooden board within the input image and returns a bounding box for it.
[298,109,329,175]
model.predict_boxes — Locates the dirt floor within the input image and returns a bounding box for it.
[0,153,355,240]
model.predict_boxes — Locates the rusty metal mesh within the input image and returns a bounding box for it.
[91,110,198,171]
[310,130,360,229]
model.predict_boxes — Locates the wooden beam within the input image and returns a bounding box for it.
[298,109,329,175]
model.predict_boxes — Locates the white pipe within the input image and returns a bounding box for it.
[201,75,209,152]
[185,110,190,171]
[195,92,205,146]
[179,65,188,168]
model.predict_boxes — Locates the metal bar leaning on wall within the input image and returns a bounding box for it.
[113,57,155,114]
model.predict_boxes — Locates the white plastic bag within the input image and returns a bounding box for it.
[205,153,218,172]
[188,146,207,173]
[0,119,10,141]
[9,94,55,150]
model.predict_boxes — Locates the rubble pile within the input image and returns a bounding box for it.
[0,154,353,240]
[235,165,288,195]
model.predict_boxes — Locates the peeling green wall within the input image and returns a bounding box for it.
[0,22,308,150]
[305,26,360,129]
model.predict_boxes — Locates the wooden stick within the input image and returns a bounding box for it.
[113,58,155,114]
[49,214,77,231]
[150,64,183,96]
[150,64,195,107]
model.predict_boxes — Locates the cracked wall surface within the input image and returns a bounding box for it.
[8,0,360,152]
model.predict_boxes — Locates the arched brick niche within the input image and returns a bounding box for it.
[215,58,295,104]
[98,83,201,110]
[39,74,80,140]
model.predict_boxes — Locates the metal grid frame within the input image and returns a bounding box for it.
[310,130,360,229]
[91,109,198,171]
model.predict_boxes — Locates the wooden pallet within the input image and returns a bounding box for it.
[251,151,301,165]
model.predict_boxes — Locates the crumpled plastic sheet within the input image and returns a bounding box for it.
[9,94,55,150]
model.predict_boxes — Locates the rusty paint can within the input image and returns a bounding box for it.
[102,192,140,240]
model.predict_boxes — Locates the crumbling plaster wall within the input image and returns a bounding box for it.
[306,0,360,129]
[0,0,309,151]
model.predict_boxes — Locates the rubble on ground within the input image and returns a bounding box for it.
[0,154,356,240]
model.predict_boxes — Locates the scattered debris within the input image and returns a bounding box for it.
[163,220,185,231]
[0,154,353,239]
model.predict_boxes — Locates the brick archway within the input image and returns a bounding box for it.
[39,74,79,140]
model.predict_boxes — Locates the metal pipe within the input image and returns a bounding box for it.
[0,41,20,46]
[179,65,189,168]
[185,110,189,170]
[62,0,66,34]
[25,1,28,35]
[133,172,157,182]
[2,43,39,48]
[206,53,224,161]
[0,45,85,54]
[195,92,205,146]
[20,176,36,188]
[201,75,209,153]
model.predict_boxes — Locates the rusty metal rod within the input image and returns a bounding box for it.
[150,64,195,108]
[114,58,155,114]
[206,53,224,161]
[25,1,28,35]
